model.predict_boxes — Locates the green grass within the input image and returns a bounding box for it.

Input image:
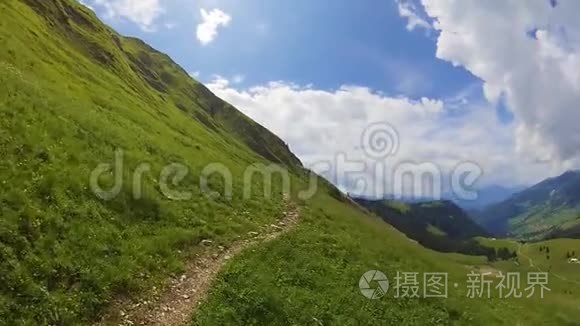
[2,1,580,325]
[427,224,447,237]
[509,206,580,238]
[194,194,580,325]
[549,219,580,239]
[385,200,411,214]
[475,237,519,251]
[475,237,580,324]
[0,0,293,323]
[518,239,580,282]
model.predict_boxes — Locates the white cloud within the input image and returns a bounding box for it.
[208,74,244,86]
[189,71,201,79]
[419,0,580,168]
[196,8,231,45]
[232,74,245,84]
[397,0,432,32]
[79,0,95,11]
[207,78,552,195]
[209,75,230,88]
[88,0,164,31]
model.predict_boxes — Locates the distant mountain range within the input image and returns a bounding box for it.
[377,185,523,211]
[357,171,580,241]
[353,198,510,260]
[476,170,580,239]
[451,185,525,210]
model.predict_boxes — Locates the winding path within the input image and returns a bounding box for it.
[517,243,580,286]
[96,200,300,326]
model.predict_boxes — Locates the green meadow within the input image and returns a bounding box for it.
[0,1,578,325]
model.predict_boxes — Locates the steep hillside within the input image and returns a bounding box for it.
[356,199,489,240]
[547,220,580,239]
[119,37,302,169]
[18,0,301,170]
[479,170,580,238]
[1,1,579,325]
[0,0,302,323]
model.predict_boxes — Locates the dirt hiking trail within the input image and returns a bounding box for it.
[96,200,300,326]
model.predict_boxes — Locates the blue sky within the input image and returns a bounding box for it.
[80,0,580,196]
[83,0,475,98]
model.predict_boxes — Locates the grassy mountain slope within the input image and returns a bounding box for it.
[0,0,300,323]
[119,37,302,169]
[547,219,580,239]
[1,1,578,325]
[195,193,580,325]
[479,171,580,238]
